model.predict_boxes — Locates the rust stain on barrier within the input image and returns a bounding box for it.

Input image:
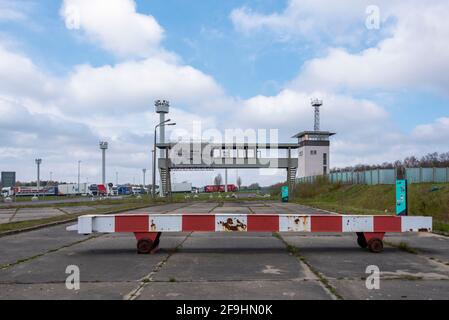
[218,218,247,232]
[287,216,309,231]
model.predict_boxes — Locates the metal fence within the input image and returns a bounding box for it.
[297,167,449,185]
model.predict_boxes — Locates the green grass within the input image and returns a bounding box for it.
[293,181,449,232]
[1,195,180,210]
[13,196,63,202]
[385,241,419,254]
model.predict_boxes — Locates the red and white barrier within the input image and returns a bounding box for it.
[67,214,432,254]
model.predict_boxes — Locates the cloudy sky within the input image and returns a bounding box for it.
[0,0,448,187]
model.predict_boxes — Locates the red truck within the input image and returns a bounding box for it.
[204,185,237,193]
[89,184,108,196]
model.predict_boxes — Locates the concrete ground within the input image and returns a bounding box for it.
[0,205,118,224]
[0,201,448,300]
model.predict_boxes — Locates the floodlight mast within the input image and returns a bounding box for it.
[99,141,108,185]
[35,159,42,198]
[153,99,176,198]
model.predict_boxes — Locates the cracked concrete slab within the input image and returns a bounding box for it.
[282,234,449,280]
[138,280,332,300]
[0,234,187,284]
[10,208,65,222]
[0,282,137,300]
[328,279,449,300]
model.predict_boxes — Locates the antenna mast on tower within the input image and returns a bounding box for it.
[311,99,323,131]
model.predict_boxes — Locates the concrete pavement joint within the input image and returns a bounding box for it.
[273,232,343,300]
[8,208,20,223]
[56,207,71,215]
[161,203,193,214]
[208,202,222,213]
[0,235,100,271]
[124,232,193,300]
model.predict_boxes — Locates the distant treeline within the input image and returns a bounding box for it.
[331,152,449,173]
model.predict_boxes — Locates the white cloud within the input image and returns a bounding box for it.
[412,118,449,145]
[233,0,449,96]
[60,58,226,116]
[230,0,392,45]
[0,0,30,22]
[0,45,56,100]
[290,2,449,95]
[60,0,164,58]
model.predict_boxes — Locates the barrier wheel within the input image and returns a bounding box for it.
[137,239,154,254]
[367,238,384,253]
[357,233,368,249]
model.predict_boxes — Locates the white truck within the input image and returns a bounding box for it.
[172,182,192,193]
[58,183,88,196]
[1,187,14,198]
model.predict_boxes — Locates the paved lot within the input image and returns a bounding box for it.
[0,205,118,224]
[0,201,448,300]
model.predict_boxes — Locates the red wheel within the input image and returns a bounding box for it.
[367,238,384,253]
[137,239,154,254]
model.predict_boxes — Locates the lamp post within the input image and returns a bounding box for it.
[142,168,147,192]
[35,159,42,198]
[152,119,176,198]
[99,141,108,185]
[77,160,81,194]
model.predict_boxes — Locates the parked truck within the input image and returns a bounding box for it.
[58,183,88,196]
[10,186,58,197]
[204,184,238,193]
[89,184,107,196]
[172,182,192,193]
[1,187,14,197]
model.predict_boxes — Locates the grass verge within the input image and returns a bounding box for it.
[292,182,449,233]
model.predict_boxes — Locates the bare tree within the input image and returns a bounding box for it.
[214,174,223,186]
[331,151,449,173]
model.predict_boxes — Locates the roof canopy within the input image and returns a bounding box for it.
[292,131,336,138]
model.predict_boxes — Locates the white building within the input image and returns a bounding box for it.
[293,131,336,179]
